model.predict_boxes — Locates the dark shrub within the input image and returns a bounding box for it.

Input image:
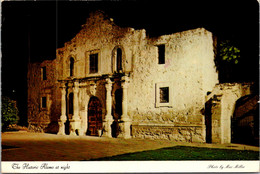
[1,96,19,131]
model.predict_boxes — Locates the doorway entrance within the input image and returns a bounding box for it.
[205,99,212,143]
[231,95,259,146]
[87,96,102,136]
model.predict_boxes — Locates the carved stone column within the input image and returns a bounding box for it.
[102,78,114,137]
[121,81,130,121]
[70,81,81,136]
[211,94,222,143]
[118,76,131,139]
[58,86,67,135]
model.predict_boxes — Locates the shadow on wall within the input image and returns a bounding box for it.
[204,98,212,143]
[44,121,59,134]
[231,94,259,146]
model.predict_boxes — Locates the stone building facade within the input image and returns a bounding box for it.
[27,11,256,143]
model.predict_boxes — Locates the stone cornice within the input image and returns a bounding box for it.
[57,72,131,84]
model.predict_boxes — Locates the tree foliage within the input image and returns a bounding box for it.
[219,40,240,64]
[1,96,19,131]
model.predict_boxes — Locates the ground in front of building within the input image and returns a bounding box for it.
[2,132,259,161]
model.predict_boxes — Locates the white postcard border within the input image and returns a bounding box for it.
[1,161,260,173]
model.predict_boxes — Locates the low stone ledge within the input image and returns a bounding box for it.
[132,124,205,143]
[132,123,203,127]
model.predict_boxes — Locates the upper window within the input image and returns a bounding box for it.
[41,67,47,80]
[158,44,165,64]
[112,46,124,73]
[89,53,98,74]
[70,58,74,77]
[116,48,122,72]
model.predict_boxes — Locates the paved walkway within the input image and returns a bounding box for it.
[2,132,259,161]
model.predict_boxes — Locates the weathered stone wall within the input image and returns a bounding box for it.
[128,29,218,142]
[129,28,218,121]
[29,11,219,142]
[27,60,61,133]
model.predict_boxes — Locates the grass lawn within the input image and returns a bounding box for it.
[93,146,259,160]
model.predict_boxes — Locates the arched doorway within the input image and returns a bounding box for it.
[87,96,102,136]
[232,94,259,146]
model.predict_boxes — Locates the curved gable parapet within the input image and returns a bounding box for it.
[64,11,141,50]
[56,10,147,55]
[84,10,115,29]
[55,10,147,79]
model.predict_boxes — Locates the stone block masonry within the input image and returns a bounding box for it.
[27,60,61,133]
[132,124,205,142]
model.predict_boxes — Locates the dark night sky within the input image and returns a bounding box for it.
[1,0,259,124]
